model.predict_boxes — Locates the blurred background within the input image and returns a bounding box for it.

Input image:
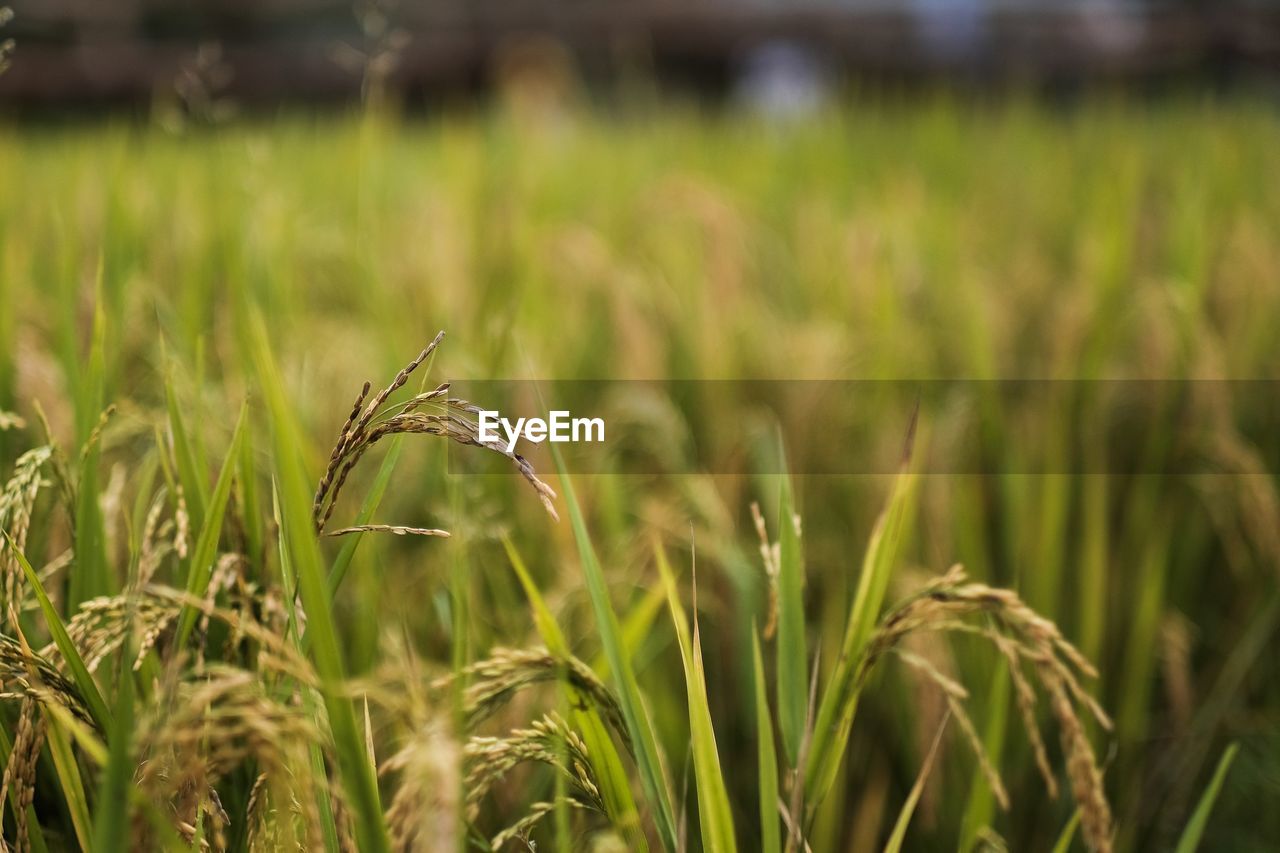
[2,1,1280,111]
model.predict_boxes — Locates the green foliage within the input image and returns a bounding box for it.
[552,446,679,851]
[0,101,1275,851]
[656,541,737,853]
[1175,744,1239,853]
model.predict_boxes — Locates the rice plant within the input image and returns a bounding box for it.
[0,98,1275,850]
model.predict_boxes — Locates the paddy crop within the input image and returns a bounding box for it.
[0,96,1277,850]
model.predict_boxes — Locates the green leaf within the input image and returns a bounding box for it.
[45,715,93,850]
[503,535,647,850]
[92,652,135,852]
[752,629,780,853]
[775,467,807,765]
[502,535,570,654]
[960,666,1009,852]
[173,401,249,649]
[245,308,390,853]
[164,347,209,529]
[70,432,109,607]
[592,582,667,683]
[805,414,919,810]
[883,713,948,853]
[275,482,342,853]
[656,541,737,853]
[1174,743,1238,853]
[69,301,110,608]
[1051,811,1081,853]
[237,422,264,573]
[7,531,112,731]
[327,437,405,597]
[550,444,678,851]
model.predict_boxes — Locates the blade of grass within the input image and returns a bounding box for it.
[7,532,112,730]
[550,443,678,851]
[775,464,807,766]
[592,582,667,683]
[752,629,780,853]
[502,534,647,850]
[276,480,342,853]
[163,341,209,529]
[960,666,1010,852]
[327,436,404,597]
[1174,743,1238,853]
[68,296,110,607]
[44,716,93,851]
[1051,811,1081,853]
[805,413,919,810]
[656,540,737,853]
[92,649,135,851]
[237,423,263,574]
[173,401,248,649]
[70,426,109,607]
[246,308,390,853]
[883,712,949,853]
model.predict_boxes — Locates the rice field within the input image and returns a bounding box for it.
[0,96,1278,851]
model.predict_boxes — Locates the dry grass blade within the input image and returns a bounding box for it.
[324,524,450,538]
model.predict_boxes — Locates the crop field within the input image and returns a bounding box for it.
[0,99,1278,851]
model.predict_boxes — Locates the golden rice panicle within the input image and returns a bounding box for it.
[462,711,605,824]
[381,717,461,851]
[312,334,558,534]
[749,500,781,639]
[0,446,53,619]
[0,698,45,853]
[436,647,629,751]
[862,565,1113,851]
[135,666,326,850]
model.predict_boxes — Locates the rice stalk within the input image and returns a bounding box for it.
[0,698,45,853]
[312,335,557,535]
[134,665,329,851]
[379,716,460,851]
[749,502,781,639]
[858,566,1114,851]
[490,798,592,851]
[324,524,449,538]
[463,712,607,823]
[0,447,54,620]
[430,647,629,750]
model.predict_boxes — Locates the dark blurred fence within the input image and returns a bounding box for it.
[2,1,1279,106]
